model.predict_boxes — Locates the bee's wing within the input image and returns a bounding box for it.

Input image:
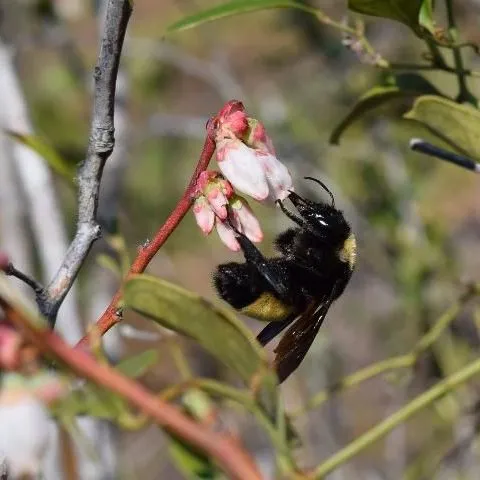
[273,300,332,383]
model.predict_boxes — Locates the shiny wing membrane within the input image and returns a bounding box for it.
[274,300,333,383]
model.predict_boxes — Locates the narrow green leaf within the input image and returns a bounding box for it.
[125,275,269,382]
[169,436,220,480]
[96,254,122,279]
[5,131,75,183]
[404,95,480,160]
[419,0,435,33]
[393,72,440,93]
[167,0,317,33]
[348,0,431,35]
[124,274,278,415]
[168,389,221,479]
[330,74,440,144]
[116,349,159,378]
[331,87,403,145]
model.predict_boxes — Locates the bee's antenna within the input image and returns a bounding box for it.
[304,176,335,208]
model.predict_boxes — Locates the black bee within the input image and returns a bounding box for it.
[213,177,356,383]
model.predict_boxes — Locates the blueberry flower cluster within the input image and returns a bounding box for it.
[193,101,293,251]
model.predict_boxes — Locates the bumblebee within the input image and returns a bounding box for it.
[213,177,356,383]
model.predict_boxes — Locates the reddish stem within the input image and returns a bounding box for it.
[77,123,216,348]
[1,298,262,480]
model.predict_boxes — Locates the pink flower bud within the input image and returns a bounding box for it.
[195,170,217,194]
[216,100,249,139]
[31,373,66,405]
[0,252,10,272]
[244,118,276,155]
[215,220,241,252]
[217,138,269,201]
[256,151,294,201]
[0,325,21,371]
[217,100,245,119]
[230,196,263,243]
[193,197,215,235]
[206,188,228,220]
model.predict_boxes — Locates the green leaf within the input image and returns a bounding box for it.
[404,95,480,160]
[116,349,159,378]
[124,274,278,415]
[330,74,440,144]
[348,0,431,35]
[125,275,269,382]
[5,131,75,183]
[393,72,440,93]
[331,87,403,145]
[96,254,122,279]
[419,0,435,33]
[167,0,317,33]
[169,435,220,480]
[168,389,221,479]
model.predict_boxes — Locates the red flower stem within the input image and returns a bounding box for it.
[1,297,262,480]
[77,124,216,348]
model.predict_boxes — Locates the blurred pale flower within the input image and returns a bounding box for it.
[0,373,57,479]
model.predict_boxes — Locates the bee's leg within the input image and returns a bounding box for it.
[234,231,290,300]
[276,199,305,228]
[257,313,297,346]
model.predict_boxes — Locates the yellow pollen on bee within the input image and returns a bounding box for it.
[338,233,357,270]
[241,292,293,322]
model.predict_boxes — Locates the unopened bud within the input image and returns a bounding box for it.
[0,252,10,272]
[193,197,215,235]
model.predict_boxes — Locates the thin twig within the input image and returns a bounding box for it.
[42,0,132,322]
[409,138,480,173]
[0,295,262,480]
[388,62,480,77]
[310,357,480,479]
[445,0,476,104]
[76,122,217,348]
[4,263,43,296]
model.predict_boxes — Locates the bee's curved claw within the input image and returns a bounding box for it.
[277,198,305,227]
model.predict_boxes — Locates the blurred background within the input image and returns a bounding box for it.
[2,0,480,478]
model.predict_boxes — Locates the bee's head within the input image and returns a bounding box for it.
[280,177,351,242]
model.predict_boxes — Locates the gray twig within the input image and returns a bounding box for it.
[4,263,43,296]
[42,0,132,321]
